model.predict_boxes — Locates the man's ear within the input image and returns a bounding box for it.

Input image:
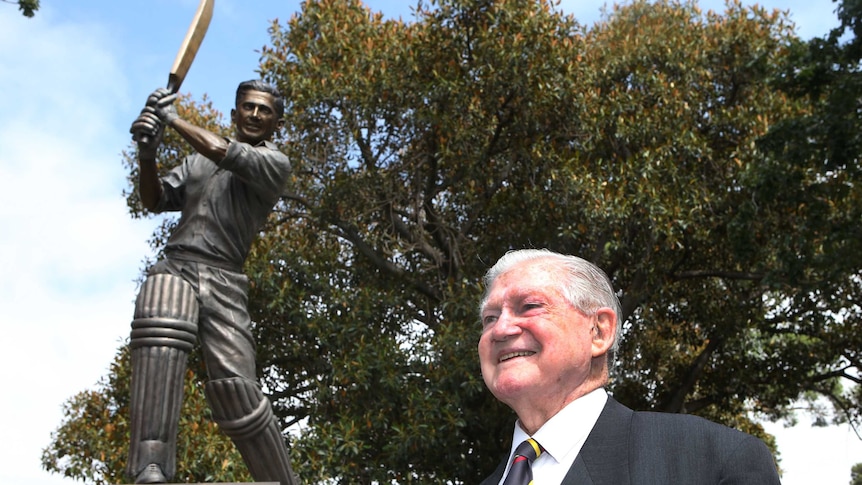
[230,108,237,124]
[277,117,285,130]
[591,307,617,358]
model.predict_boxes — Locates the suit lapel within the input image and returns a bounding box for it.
[560,455,594,485]
[479,458,506,485]
[560,397,633,485]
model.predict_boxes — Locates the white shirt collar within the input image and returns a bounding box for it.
[502,388,608,484]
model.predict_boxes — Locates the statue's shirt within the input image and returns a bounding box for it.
[154,138,291,271]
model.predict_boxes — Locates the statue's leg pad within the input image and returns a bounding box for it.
[206,377,299,485]
[127,273,199,482]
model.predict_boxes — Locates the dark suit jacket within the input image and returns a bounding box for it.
[480,397,781,485]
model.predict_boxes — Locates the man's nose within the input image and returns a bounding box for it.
[250,106,260,118]
[490,312,522,340]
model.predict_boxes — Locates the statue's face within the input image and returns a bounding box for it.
[231,90,282,144]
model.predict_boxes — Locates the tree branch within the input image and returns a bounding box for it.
[672,270,765,281]
[659,337,723,413]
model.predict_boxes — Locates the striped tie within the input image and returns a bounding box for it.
[502,438,542,485]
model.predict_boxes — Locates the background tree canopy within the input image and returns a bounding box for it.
[44,0,861,483]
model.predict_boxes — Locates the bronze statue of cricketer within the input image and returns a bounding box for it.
[126,80,298,485]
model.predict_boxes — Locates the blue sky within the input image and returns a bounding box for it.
[0,1,857,484]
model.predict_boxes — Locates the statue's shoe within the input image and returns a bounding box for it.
[135,464,167,484]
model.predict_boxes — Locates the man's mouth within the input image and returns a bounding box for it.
[499,351,536,363]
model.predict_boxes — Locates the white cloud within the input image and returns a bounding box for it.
[0,6,157,485]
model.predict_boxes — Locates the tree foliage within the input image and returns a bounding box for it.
[46,0,861,483]
[755,0,862,433]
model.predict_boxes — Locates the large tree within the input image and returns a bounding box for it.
[45,0,861,483]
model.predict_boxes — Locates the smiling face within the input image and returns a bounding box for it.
[478,258,615,430]
[231,90,283,144]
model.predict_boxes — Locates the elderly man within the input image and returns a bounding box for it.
[478,249,780,484]
[127,80,297,485]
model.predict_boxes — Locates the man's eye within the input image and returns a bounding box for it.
[482,315,498,326]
